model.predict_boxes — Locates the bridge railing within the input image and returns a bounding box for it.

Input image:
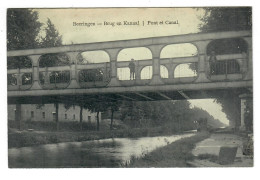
[7,30,252,92]
[208,53,246,81]
[7,68,33,90]
[160,56,198,84]
[116,59,153,86]
[77,62,111,88]
[7,53,248,90]
[38,66,71,89]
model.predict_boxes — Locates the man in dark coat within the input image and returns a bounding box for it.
[128,58,136,80]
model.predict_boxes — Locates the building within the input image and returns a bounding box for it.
[8,104,100,123]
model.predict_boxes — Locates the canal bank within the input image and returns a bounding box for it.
[124,132,210,167]
[9,133,195,168]
[8,126,192,148]
[188,133,253,167]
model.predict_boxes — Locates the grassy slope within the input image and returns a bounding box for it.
[125,132,210,167]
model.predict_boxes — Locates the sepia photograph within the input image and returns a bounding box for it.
[6,7,253,168]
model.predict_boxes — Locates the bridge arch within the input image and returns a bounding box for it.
[7,56,33,90]
[116,47,152,80]
[7,56,32,69]
[77,50,110,64]
[76,51,110,87]
[117,47,152,61]
[38,53,71,89]
[39,53,70,67]
[206,38,248,55]
[140,66,153,80]
[206,38,245,78]
[160,43,198,59]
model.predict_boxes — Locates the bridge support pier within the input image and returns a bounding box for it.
[148,45,164,85]
[68,64,81,88]
[67,52,81,88]
[15,103,22,130]
[30,55,42,90]
[239,93,253,132]
[193,41,211,83]
[106,49,121,87]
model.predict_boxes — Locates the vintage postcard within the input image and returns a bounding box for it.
[7,7,253,168]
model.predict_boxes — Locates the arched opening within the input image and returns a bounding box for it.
[174,63,197,78]
[207,38,245,75]
[160,65,169,78]
[7,56,33,89]
[77,51,110,85]
[141,66,152,80]
[160,43,198,58]
[207,38,248,55]
[7,56,32,69]
[39,53,70,67]
[117,47,152,61]
[77,50,110,64]
[39,53,70,88]
[117,47,152,80]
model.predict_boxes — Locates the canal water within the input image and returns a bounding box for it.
[9,133,194,168]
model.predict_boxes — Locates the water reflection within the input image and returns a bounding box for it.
[9,134,194,168]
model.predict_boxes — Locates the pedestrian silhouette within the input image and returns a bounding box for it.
[128,58,136,80]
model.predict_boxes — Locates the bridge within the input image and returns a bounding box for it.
[7,30,252,128]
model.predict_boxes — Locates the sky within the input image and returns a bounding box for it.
[35,8,229,125]
[37,8,204,44]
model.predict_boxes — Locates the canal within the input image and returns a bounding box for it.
[9,133,194,168]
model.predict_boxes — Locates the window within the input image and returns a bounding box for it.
[73,114,75,120]
[65,114,67,119]
[42,112,45,119]
[31,111,34,118]
[88,116,91,122]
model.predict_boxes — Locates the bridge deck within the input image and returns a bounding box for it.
[7,30,252,104]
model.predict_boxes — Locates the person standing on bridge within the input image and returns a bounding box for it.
[129,58,136,80]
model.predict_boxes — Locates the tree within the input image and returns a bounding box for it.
[198,7,252,129]
[7,9,42,50]
[39,18,68,67]
[8,11,65,69]
[86,100,110,131]
[63,97,85,131]
[41,18,62,48]
[108,100,121,130]
[7,9,42,69]
[199,7,252,33]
